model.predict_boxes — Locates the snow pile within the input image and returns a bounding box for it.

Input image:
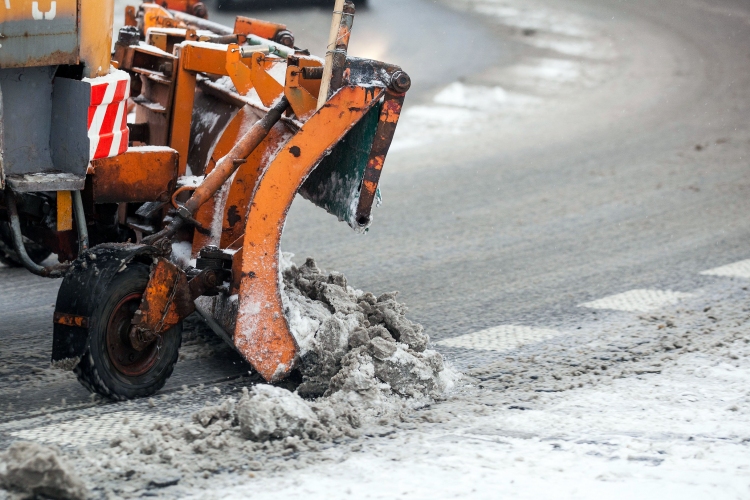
[0,442,88,500]
[280,256,455,401]
[91,256,458,484]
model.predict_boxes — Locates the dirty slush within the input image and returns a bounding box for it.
[0,256,460,498]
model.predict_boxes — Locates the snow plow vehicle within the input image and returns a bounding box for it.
[0,0,409,399]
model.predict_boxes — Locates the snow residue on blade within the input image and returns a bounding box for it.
[178,175,205,188]
[197,107,222,130]
[213,76,267,109]
[171,241,194,267]
[135,41,172,57]
[266,60,288,86]
[130,145,177,153]
[260,126,293,167]
[213,75,237,92]
[237,299,261,336]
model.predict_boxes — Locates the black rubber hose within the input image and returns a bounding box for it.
[5,189,70,278]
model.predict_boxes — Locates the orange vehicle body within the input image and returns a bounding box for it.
[1,1,409,397]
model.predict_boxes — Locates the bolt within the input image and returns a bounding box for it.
[117,26,140,47]
[191,2,208,19]
[275,30,295,48]
[131,311,143,325]
[389,70,411,93]
[204,271,218,288]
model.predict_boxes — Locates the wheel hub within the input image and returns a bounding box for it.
[106,292,160,377]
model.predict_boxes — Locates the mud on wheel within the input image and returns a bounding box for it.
[62,258,182,400]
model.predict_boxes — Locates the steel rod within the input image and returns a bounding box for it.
[72,190,89,255]
[317,0,346,110]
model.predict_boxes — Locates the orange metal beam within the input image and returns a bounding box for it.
[169,45,199,176]
[56,191,73,232]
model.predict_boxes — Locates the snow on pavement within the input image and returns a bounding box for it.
[2,260,749,498]
[191,268,749,499]
[206,353,749,500]
[390,0,618,152]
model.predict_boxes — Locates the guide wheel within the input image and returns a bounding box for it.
[66,260,182,400]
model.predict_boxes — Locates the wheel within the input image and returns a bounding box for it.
[74,261,182,400]
[0,222,51,267]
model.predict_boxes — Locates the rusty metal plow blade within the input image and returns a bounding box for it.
[195,86,385,381]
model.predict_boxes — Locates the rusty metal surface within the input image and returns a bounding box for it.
[191,106,255,253]
[182,97,288,216]
[220,123,291,251]
[53,311,89,329]
[328,1,356,96]
[355,90,406,226]
[90,147,178,204]
[163,0,208,19]
[130,258,190,350]
[0,0,78,69]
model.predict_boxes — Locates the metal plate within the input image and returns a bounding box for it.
[0,0,79,68]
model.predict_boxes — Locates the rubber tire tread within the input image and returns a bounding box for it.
[74,262,182,401]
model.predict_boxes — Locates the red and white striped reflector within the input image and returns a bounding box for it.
[84,70,131,161]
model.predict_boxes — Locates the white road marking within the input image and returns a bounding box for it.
[10,410,166,447]
[437,325,562,352]
[579,289,694,312]
[700,259,750,279]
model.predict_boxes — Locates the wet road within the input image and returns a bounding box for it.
[3,0,750,425]
[282,0,750,352]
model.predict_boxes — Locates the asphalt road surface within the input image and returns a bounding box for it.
[1,0,749,492]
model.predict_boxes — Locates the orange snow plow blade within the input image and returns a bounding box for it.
[235,85,384,380]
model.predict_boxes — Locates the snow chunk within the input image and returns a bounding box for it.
[237,385,321,441]
[0,442,88,500]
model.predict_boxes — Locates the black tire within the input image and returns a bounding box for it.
[0,223,52,267]
[75,262,182,400]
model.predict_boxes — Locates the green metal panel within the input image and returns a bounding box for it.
[299,101,382,231]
